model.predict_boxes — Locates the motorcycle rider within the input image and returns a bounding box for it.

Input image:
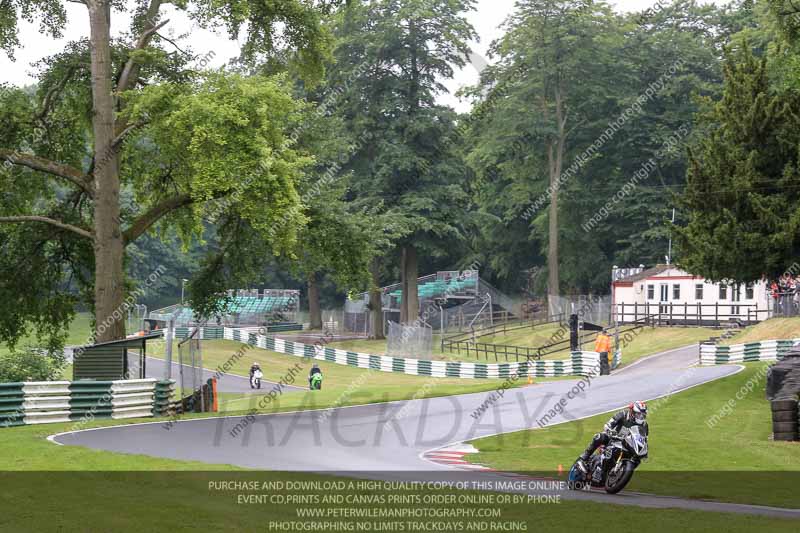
[577,401,648,468]
[249,362,261,388]
[309,363,322,390]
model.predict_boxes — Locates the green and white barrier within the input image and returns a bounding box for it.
[220,327,603,379]
[174,326,225,340]
[700,339,800,365]
[0,378,174,428]
[153,380,177,416]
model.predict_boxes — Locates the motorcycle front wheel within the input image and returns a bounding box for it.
[604,461,636,494]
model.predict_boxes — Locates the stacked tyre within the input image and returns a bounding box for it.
[771,399,799,441]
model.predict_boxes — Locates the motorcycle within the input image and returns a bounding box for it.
[251,369,263,390]
[310,372,323,390]
[568,426,648,494]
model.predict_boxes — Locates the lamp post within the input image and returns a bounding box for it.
[181,278,189,305]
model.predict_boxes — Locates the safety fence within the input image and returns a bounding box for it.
[699,339,800,365]
[174,326,225,339]
[220,327,610,379]
[172,325,301,339]
[0,378,175,428]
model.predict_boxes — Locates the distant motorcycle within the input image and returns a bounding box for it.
[568,426,648,494]
[310,372,323,391]
[251,369,263,390]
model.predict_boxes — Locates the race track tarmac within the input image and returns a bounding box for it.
[131,356,305,394]
[50,345,800,518]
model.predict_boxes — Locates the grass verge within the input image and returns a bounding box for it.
[328,324,716,367]
[721,317,800,345]
[148,339,524,416]
[0,468,797,532]
[467,363,800,507]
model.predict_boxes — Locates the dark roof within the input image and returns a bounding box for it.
[615,264,671,283]
[76,331,164,350]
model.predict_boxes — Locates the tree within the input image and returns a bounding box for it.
[562,0,734,289]
[465,0,746,295]
[769,0,800,42]
[465,0,621,300]
[0,1,336,345]
[329,0,476,324]
[676,43,800,282]
[292,183,374,330]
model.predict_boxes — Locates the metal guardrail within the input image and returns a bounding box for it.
[440,315,654,362]
[442,314,565,345]
[478,278,516,314]
[613,302,769,324]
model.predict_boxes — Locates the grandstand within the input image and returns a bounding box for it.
[148,288,302,330]
[345,270,516,336]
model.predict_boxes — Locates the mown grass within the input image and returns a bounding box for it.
[722,317,800,345]
[467,364,800,507]
[0,312,93,358]
[614,326,715,365]
[1,467,796,532]
[0,398,796,530]
[147,339,524,415]
[329,324,716,367]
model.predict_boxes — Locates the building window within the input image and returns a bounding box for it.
[647,285,654,300]
[673,284,680,300]
[695,284,703,300]
[719,285,727,300]
[745,284,754,300]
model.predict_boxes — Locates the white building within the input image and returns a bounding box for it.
[611,265,771,325]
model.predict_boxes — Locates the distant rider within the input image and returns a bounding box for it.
[249,362,261,388]
[309,363,322,390]
[577,401,648,467]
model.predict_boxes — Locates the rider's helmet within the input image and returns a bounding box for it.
[253,362,260,368]
[628,401,647,425]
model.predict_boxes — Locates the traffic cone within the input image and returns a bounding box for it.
[527,375,533,385]
[558,464,564,476]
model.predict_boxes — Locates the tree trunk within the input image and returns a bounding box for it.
[307,272,323,330]
[403,244,419,324]
[369,259,384,340]
[399,247,408,324]
[88,1,125,343]
[547,85,565,315]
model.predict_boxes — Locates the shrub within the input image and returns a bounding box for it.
[0,348,66,382]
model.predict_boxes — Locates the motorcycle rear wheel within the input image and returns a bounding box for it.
[605,461,635,494]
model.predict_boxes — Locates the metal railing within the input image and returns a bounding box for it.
[442,314,564,345]
[478,278,516,314]
[770,291,800,318]
[613,302,770,325]
[440,315,567,361]
[440,314,654,362]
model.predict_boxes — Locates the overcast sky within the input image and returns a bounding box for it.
[0,0,725,112]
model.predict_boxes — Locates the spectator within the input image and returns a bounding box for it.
[594,329,612,367]
[794,277,800,313]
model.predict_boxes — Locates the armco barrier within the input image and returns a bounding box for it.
[174,326,224,340]
[0,378,175,428]
[700,339,800,365]
[214,327,604,379]
[153,380,176,416]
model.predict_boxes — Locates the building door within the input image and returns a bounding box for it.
[731,284,741,319]
[659,283,669,316]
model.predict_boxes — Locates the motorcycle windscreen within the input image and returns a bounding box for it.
[627,426,647,455]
